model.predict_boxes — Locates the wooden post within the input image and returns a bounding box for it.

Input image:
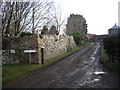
[29,53,32,64]
[41,48,44,64]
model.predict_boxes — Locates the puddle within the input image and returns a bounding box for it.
[92,78,100,82]
[69,69,80,75]
[91,57,95,60]
[91,55,94,57]
[86,71,92,75]
[91,78,100,83]
[79,80,88,86]
[94,71,106,75]
[83,61,89,65]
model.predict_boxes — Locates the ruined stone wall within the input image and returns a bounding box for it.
[2,35,41,64]
[42,35,76,60]
[66,14,87,35]
[2,34,76,64]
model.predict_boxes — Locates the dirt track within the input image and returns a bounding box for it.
[3,42,119,88]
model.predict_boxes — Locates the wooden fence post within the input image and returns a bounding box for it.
[41,48,44,64]
[29,53,32,64]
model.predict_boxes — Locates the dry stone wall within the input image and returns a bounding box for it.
[2,34,41,64]
[42,35,76,60]
[2,34,76,64]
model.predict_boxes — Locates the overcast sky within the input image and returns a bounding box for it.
[54,0,119,35]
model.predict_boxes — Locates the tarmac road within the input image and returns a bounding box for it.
[3,42,119,88]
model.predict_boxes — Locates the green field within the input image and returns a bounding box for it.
[2,42,91,83]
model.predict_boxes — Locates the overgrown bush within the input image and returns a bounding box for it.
[103,35,119,55]
[41,25,49,35]
[103,35,120,63]
[100,45,120,72]
[72,32,82,46]
[20,32,33,37]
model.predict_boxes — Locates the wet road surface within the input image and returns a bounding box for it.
[3,42,119,88]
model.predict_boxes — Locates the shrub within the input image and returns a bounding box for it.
[103,35,120,63]
[41,25,49,35]
[72,32,82,46]
[103,35,119,54]
[20,32,33,37]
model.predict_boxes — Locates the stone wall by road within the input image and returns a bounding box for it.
[2,34,41,64]
[2,34,76,64]
[42,35,76,60]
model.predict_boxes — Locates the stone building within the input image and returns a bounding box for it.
[66,14,87,35]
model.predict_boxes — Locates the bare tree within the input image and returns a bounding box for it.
[32,2,35,34]
[30,0,55,33]
[52,4,66,34]
[1,0,62,37]
[2,2,14,37]
[1,2,31,37]
[17,0,55,34]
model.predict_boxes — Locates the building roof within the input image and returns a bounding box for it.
[109,23,120,29]
[86,33,96,39]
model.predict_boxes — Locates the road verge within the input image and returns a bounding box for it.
[100,44,119,73]
[2,42,91,84]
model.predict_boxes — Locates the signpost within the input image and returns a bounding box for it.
[29,53,32,64]
[23,49,45,65]
[24,50,37,53]
[24,50,37,64]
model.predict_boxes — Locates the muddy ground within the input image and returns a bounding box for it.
[3,42,119,88]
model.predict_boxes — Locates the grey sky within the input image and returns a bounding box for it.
[54,0,119,35]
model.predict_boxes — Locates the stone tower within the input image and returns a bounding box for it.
[66,14,87,35]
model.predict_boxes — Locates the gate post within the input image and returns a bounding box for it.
[29,53,32,64]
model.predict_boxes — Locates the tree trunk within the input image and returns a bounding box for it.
[32,2,35,34]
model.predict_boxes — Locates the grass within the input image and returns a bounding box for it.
[100,45,120,72]
[2,64,42,83]
[105,63,120,72]
[0,66,2,84]
[2,42,91,84]
[100,47,109,63]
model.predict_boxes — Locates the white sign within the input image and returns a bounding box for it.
[24,50,37,53]
[10,50,15,53]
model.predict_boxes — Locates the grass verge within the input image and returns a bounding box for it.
[2,42,91,84]
[100,45,120,72]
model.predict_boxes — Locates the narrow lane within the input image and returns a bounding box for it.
[3,42,119,88]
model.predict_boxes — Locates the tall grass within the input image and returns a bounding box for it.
[100,47,109,63]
